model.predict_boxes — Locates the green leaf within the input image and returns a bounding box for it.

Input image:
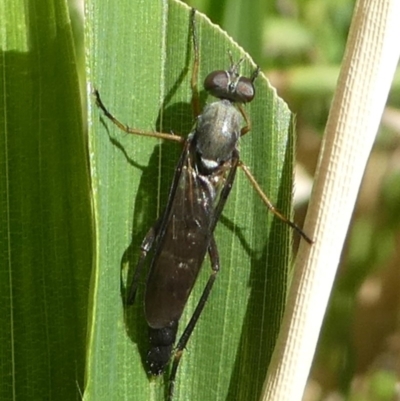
[86,0,293,400]
[0,0,92,400]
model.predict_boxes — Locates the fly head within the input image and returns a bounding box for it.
[203,54,259,103]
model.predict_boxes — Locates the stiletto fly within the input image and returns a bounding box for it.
[94,8,312,399]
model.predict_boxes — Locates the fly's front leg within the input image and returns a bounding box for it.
[190,8,201,118]
[127,220,161,305]
[168,235,220,400]
[238,66,260,136]
[94,89,184,144]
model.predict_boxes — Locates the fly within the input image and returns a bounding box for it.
[94,8,313,399]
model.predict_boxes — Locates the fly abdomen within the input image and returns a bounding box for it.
[147,321,178,375]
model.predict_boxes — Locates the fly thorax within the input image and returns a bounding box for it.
[194,99,241,171]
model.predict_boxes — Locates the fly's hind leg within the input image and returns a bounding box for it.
[168,235,220,400]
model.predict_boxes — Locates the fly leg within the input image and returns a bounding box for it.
[94,89,184,144]
[190,8,201,118]
[210,150,240,233]
[238,161,313,244]
[237,66,260,136]
[234,95,313,244]
[127,219,162,305]
[168,235,220,400]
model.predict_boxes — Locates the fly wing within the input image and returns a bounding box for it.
[144,140,219,329]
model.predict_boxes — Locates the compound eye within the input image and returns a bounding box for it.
[235,77,255,103]
[203,70,229,98]
[204,70,256,103]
